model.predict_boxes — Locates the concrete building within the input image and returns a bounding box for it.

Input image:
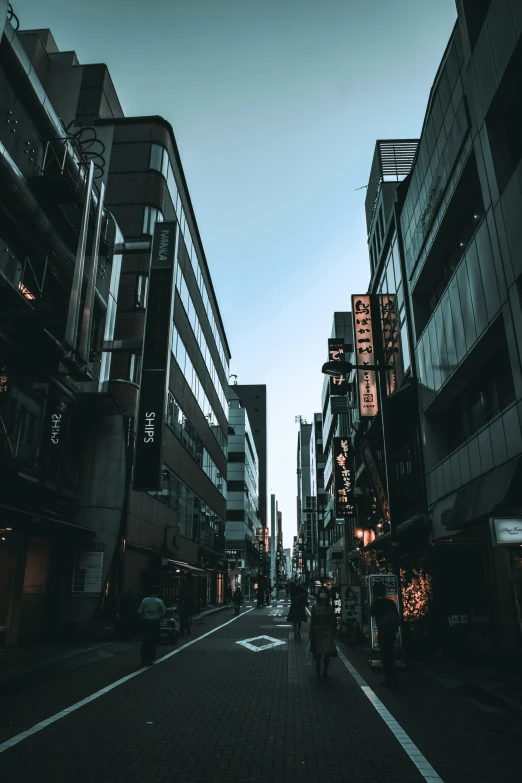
[296,419,312,583]
[226,386,260,597]
[0,18,125,645]
[0,12,233,647]
[361,2,522,661]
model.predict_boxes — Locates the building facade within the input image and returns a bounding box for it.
[0,12,233,647]
[357,1,522,662]
[226,386,260,597]
[0,19,126,645]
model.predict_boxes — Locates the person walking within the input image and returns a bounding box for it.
[232,586,243,616]
[257,584,265,608]
[287,584,307,639]
[138,586,166,666]
[309,588,337,676]
[370,581,400,687]
[265,584,271,606]
[178,590,195,636]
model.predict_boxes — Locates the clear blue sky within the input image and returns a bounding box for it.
[18,0,457,547]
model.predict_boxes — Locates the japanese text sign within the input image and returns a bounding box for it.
[328,338,349,395]
[379,294,402,395]
[351,295,378,417]
[333,437,355,520]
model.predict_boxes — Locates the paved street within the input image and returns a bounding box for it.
[1,601,521,782]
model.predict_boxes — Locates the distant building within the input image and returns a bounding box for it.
[226,386,261,597]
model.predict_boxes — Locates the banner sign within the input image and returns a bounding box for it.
[333,436,355,520]
[379,294,402,394]
[359,438,389,521]
[134,222,178,490]
[368,573,402,652]
[341,585,362,628]
[328,338,349,394]
[351,295,378,417]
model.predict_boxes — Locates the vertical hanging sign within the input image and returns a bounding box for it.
[333,436,355,520]
[328,338,349,395]
[379,294,402,394]
[134,222,178,490]
[351,295,378,417]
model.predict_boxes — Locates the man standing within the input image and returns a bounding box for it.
[138,586,166,666]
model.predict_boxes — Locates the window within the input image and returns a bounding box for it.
[135,274,148,308]
[445,343,515,452]
[228,451,245,463]
[150,143,169,179]
[129,354,141,384]
[142,205,164,236]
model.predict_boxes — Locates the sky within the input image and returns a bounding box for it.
[18,0,457,548]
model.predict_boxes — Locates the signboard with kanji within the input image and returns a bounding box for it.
[333,437,355,520]
[351,295,378,417]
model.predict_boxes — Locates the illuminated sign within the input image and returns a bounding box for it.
[351,295,378,417]
[0,372,8,394]
[333,436,355,520]
[134,223,178,490]
[491,518,522,546]
[379,294,402,394]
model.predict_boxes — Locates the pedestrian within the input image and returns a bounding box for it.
[232,586,243,616]
[287,584,307,638]
[309,588,337,677]
[137,585,166,666]
[225,583,233,606]
[178,590,195,636]
[370,581,400,687]
[265,584,271,606]
[285,582,291,597]
[257,584,265,608]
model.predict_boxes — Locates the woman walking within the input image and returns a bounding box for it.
[309,588,337,676]
[287,584,307,638]
[232,586,243,616]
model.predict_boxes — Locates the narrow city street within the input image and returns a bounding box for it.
[1,601,521,783]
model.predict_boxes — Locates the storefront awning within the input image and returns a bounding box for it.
[162,559,207,575]
[446,457,521,530]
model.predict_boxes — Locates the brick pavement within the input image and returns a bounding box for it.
[0,600,520,782]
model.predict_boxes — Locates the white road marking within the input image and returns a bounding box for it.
[336,647,443,782]
[0,608,254,754]
[236,635,286,652]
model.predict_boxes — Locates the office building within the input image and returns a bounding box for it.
[0,20,125,644]
[226,386,260,597]
[361,3,522,660]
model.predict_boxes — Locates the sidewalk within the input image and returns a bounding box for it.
[0,604,230,696]
[341,636,522,716]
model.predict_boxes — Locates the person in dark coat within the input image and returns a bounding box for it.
[178,591,195,636]
[257,584,265,608]
[309,588,337,676]
[370,581,400,687]
[232,586,243,616]
[225,584,233,605]
[287,584,307,638]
